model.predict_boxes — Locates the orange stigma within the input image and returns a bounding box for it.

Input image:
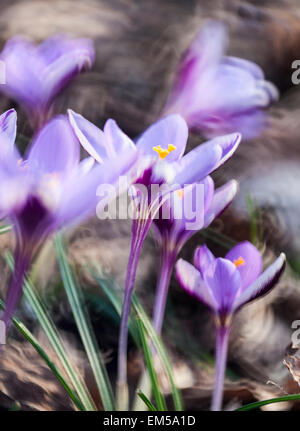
[233,257,245,267]
[153,144,176,160]
[176,189,185,199]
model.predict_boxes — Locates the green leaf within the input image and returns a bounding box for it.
[136,317,167,411]
[132,294,183,411]
[0,297,84,411]
[4,251,95,411]
[137,392,157,411]
[92,271,182,410]
[0,225,12,235]
[92,274,140,346]
[54,234,115,411]
[236,394,300,411]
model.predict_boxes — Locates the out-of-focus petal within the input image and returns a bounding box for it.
[233,253,286,311]
[226,241,263,291]
[55,150,138,228]
[136,114,188,162]
[175,258,218,311]
[203,179,238,228]
[27,116,80,175]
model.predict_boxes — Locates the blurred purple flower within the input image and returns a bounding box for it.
[162,21,278,139]
[0,109,137,329]
[0,35,95,129]
[68,108,241,409]
[152,178,238,334]
[176,241,286,410]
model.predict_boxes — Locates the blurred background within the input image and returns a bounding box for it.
[1,0,300,411]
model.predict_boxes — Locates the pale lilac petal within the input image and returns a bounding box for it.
[204,180,238,228]
[103,119,136,158]
[232,253,286,311]
[204,258,241,315]
[193,244,215,276]
[172,140,222,185]
[175,258,218,311]
[55,150,138,227]
[27,116,80,175]
[213,133,241,169]
[68,110,106,163]
[136,114,188,162]
[226,241,263,291]
[39,36,95,101]
[0,109,17,157]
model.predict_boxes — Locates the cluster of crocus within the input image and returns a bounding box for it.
[68,108,241,408]
[162,21,278,139]
[151,177,238,334]
[176,242,286,410]
[0,20,283,413]
[0,109,137,328]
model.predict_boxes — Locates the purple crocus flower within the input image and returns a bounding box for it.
[0,109,137,330]
[162,21,278,139]
[68,109,241,409]
[176,241,286,410]
[152,177,238,334]
[0,35,95,130]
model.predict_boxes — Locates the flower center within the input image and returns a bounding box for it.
[153,144,176,160]
[233,257,245,267]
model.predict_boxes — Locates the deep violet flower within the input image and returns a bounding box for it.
[0,109,137,330]
[176,241,286,410]
[68,109,241,409]
[152,177,238,334]
[0,35,95,129]
[162,21,278,139]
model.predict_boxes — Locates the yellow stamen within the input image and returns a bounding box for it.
[176,189,185,199]
[153,144,176,160]
[233,257,245,268]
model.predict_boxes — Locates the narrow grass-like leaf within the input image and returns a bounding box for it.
[93,274,139,345]
[0,298,84,411]
[0,225,12,235]
[236,394,300,411]
[132,294,183,411]
[54,234,115,411]
[92,271,182,410]
[4,251,95,411]
[137,392,157,411]
[136,317,166,411]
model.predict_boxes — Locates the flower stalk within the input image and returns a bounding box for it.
[211,324,231,411]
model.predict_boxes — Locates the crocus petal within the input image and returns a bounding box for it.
[172,141,222,186]
[232,253,286,311]
[0,109,17,157]
[204,258,241,315]
[27,116,80,175]
[136,114,188,162]
[68,110,106,163]
[193,244,215,276]
[213,133,241,169]
[203,179,238,228]
[103,119,137,158]
[55,150,138,227]
[226,241,263,291]
[175,258,219,311]
[39,36,95,102]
